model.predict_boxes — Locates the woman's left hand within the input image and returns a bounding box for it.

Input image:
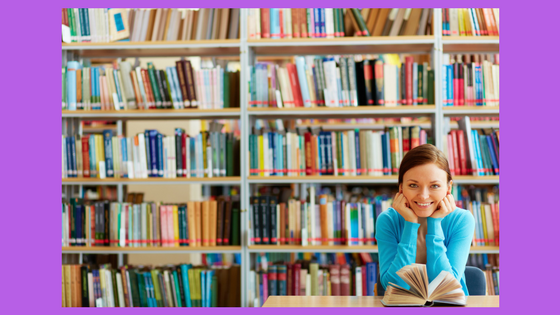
[430,194,456,219]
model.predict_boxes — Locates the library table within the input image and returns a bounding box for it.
[263,296,499,307]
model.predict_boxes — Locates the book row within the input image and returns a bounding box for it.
[442,8,499,37]
[62,8,240,43]
[249,126,430,177]
[249,261,379,306]
[445,117,499,176]
[467,254,500,296]
[62,264,241,307]
[249,184,499,247]
[442,54,499,106]
[247,9,434,39]
[249,56,435,108]
[62,197,241,248]
[62,127,240,179]
[63,60,240,110]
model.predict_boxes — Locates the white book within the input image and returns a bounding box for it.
[206,142,213,178]
[137,133,148,178]
[285,9,293,38]
[355,267,363,296]
[87,272,95,307]
[134,67,148,108]
[383,64,397,106]
[105,269,115,307]
[131,137,140,178]
[104,9,110,42]
[254,8,261,39]
[116,273,125,307]
[492,64,499,106]
[88,9,96,42]
[277,67,292,108]
[309,186,316,245]
[449,9,459,36]
[248,270,255,307]
[323,59,339,107]
[314,205,322,246]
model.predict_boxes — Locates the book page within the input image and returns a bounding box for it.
[382,283,426,306]
[427,270,449,298]
[396,268,425,298]
[428,271,463,301]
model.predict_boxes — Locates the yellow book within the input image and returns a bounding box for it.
[64,265,71,307]
[195,269,202,305]
[108,9,131,42]
[258,134,264,177]
[209,201,217,246]
[462,9,472,36]
[96,135,105,178]
[483,204,495,245]
[173,205,180,247]
[98,267,106,306]
[188,268,197,305]
[479,202,489,246]
[457,9,465,36]
[202,132,208,177]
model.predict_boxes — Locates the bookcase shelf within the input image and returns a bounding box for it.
[248,245,499,254]
[247,105,436,119]
[61,246,242,254]
[442,36,499,52]
[62,39,241,57]
[62,108,241,120]
[296,120,498,131]
[247,175,498,185]
[62,177,241,185]
[443,106,499,117]
[247,36,435,55]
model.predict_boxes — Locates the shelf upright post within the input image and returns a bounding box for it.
[434,9,444,150]
[239,8,250,308]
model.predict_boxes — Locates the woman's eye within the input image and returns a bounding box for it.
[409,184,417,188]
[432,185,440,188]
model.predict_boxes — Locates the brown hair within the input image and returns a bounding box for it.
[398,144,452,186]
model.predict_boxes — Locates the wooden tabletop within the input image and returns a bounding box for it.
[262,296,499,307]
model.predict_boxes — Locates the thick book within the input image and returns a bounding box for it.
[381,264,466,307]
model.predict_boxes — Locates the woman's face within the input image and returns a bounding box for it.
[400,163,452,218]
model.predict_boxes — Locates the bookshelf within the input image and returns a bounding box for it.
[62,8,499,307]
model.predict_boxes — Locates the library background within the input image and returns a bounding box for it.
[61,8,500,307]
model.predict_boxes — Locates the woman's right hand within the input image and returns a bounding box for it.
[392,192,418,223]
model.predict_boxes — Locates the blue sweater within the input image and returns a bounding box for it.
[375,207,475,296]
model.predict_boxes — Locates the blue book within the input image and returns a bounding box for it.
[147,130,156,177]
[271,132,277,175]
[311,65,320,104]
[354,130,361,175]
[65,137,73,177]
[157,133,164,177]
[313,9,321,38]
[268,266,278,296]
[190,137,197,177]
[351,204,359,245]
[486,134,499,175]
[471,130,483,176]
[413,62,418,105]
[201,271,206,307]
[338,132,345,175]
[475,65,483,105]
[447,65,454,106]
[142,273,153,307]
[366,262,377,296]
[270,9,280,39]
[103,130,114,177]
[88,135,97,178]
[325,132,333,175]
[66,65,77,110]
[121,137,128,178]
[295,57,312,107]
[180,265,192,306]
[320,8,326,37]
[112,69,123,107]
[207,270,214,307]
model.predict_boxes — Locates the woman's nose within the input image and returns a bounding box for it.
[418,187,430,199]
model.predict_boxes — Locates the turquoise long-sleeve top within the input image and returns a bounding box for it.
[376,207,475,296]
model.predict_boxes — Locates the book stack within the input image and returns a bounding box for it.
[62,8,240,43]
[62,59,241,110]
[443,116,499,177]
[62,196,241,248]
[249,55,434,108]
[249,125,429,177]
[247,9,434,39]
[249,259,379,306]
[62,125,240,179]
[61,263,241,307]
[442,54,499,107]
[453,185,500,247]
[442,9,499,36]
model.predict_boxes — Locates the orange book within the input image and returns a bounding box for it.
[319,194,329,245]
[195,201,202,247]
[76,69,82,108]
[74,265,82,307]
[202,201,210,246]
[129,71,143,108]
[209,200,217,246]
[187,201,196,247]
[491,203,500,246]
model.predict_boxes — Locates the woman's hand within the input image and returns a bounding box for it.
[392,192,418,223]
[430,194,456,219]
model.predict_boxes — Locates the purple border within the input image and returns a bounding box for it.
[4,0,557,313]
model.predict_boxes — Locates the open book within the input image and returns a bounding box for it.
[381,264,467,307]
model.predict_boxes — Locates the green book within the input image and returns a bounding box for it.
[226,133,233,176]
[128,269,141,307]
[333,9,340,37]
[418,64,424,104]
[147,62,162,107]
[188,268,197,307]
[351,9,370,36]
[224,71,230,108]
[150,270,163,307]
[338,8,345,36]
[111,269,120,307]
[67,9,76,42]
[211,273,218,307]
[172,270,183,307]
[62,68,67,109]
[164,70,174,107]
[194,269,202,307]
[310,263,319,296]
[427,69,435,104]
[136,272,148,307]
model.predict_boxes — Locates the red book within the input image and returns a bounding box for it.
[340,265,350,296]
[456,129,468,175]
[81,135,90,178]
[458,63,464,106]
[330,265,341,296]
[304,133,313,175]
[279,9,284,38]
[293,264,301,296]
[181,133,188,177]
[261,9,271,38]
[453,62,459,106]
[286,263,292,296]
[491,203,500,246]
[450,131,461,175]
[359,253,373,263]
[405,56,413,105]
[291,8,300,38]
[286,63,304,107]
[361,266,367,296]
[141,69,155,109]
[311,135,318,175]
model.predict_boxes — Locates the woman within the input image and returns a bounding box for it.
[376,144,475,296]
